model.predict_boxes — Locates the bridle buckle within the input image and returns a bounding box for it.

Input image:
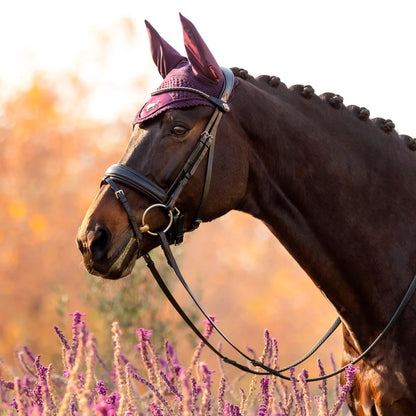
[115,189,125,200]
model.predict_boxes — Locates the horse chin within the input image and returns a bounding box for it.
[85,231,161,279]
[97,235,139,280]
[104,237,163,278]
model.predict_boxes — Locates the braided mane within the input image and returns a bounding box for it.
[231,67,416,151]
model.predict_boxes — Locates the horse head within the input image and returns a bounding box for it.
[77,15,248,279]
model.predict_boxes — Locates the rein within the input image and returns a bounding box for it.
[147,231,416,381]
[101,67,416,381]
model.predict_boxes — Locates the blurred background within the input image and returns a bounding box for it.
[1,0,415,378]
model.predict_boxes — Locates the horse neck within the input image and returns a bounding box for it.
[233,77,416,343]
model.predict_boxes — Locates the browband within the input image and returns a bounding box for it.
[151,67,235,113]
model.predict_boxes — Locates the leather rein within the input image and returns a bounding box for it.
[101,68,416,382]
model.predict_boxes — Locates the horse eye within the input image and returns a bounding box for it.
[172,125,188,136]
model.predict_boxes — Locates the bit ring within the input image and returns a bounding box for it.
[141,203,174,236]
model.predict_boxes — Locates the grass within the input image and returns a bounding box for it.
[0,312,356,415]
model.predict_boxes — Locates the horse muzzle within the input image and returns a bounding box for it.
[76,222,139,280]
[76,193,184,279]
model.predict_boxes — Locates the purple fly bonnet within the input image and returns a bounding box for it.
[133,14,230,125]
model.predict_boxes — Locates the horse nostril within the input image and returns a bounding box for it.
[89,225,111,261]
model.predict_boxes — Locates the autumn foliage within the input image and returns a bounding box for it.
[0,73,132,360]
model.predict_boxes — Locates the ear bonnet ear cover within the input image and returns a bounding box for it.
[133,14,225,125]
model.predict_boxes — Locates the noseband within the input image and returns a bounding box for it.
[101,67,416,382]
[102,67,235,245]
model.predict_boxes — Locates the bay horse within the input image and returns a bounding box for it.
[77,14,416,415]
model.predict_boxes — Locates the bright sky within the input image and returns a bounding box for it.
[1,0,416,135]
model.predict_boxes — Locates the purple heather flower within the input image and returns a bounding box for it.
[22,346,35,363]
[9,398,18,411]
[224,402,242,416]
[149,402,164,416]
[128,364,172,414]
[54,325,71,350]
[4,381,15,389]
[271,337,279,369]
[106,392,120,407]
[193,378,202,397]
[92,395,116,416]
[290,368,306,416]
[200,363,214,416]
[178,368,193,415]
[67,312,87,369]
[217,377,226,416]
[160,371,182,398]
[158,356,169,373]
[37,365,48,380]
[329,364,358,416]
[17,352,36,378]
[202,316,217,338]
[29,384,43,409]
[259,331,274,369]
[164,340,182,377]
[200,363,215,379]
[317,359,328,410]
[94,380,108,396]
[223,402,231,416]
[136,328,158,385]
[136,328,153,340]
[256,403,268,416]
[22,375,31,388]
[69,311,86,327]
[260,378,269,397]
[298,370,312,416]
[257,378,271,416]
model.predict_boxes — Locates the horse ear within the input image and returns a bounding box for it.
[145,20,187,78]
[179,14,224,84]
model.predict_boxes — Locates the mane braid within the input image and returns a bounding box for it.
[231,67,416,151]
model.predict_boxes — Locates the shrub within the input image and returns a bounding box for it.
[0,312,356,415]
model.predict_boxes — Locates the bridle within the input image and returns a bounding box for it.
[101,67,416,382]
[103,67,235,246]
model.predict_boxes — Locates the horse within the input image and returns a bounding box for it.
[77,14,416,415]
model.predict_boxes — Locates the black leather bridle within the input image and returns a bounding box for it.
[101,67,416,382]
[103,67,235,246]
